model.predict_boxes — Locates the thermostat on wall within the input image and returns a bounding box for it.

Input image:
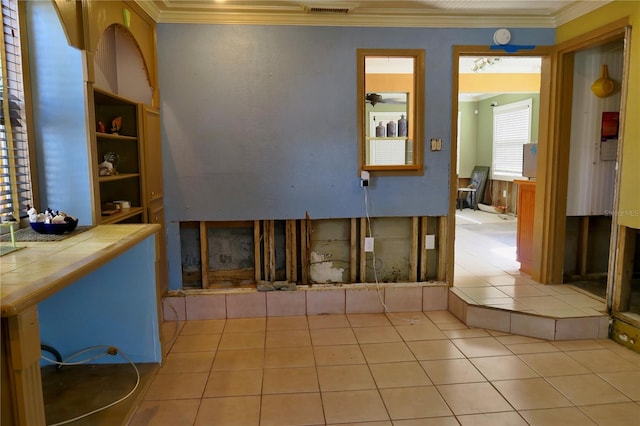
[493,28,511,45]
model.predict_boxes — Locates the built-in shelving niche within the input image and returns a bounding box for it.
[179,217,445,289]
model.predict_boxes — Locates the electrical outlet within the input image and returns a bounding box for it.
[503,189,507,198]
[425,235,435,250]
[364,237,374,252]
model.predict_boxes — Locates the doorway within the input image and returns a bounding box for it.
[451,49,547,290]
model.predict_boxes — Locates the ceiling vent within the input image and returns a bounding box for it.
[303,3,356,14]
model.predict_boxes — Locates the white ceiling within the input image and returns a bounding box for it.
[137,0,611,27]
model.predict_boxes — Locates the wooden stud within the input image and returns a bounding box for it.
[254,220,261,282]
[577,216,589,277]
[360,217,368,282]
[300,219,309,284]
[199,221,209,288]
[420,216,428,281]
[437,216,447,282]
[286,220,297,282]
[350,218,357,283]
[410,217,419,282]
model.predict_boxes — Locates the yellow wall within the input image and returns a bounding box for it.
[459,73,540,93]
[557,1,640,229]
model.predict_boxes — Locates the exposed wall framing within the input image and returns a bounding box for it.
[179,216,447,289]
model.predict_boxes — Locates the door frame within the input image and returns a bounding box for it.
[536,18,630,288]
[447,45,552,284]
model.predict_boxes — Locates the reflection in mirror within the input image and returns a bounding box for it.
[358,49,424,171]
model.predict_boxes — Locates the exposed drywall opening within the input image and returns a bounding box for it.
[178,216,445,289]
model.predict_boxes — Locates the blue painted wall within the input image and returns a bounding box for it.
[156,24,555,289]
[38,235,161,364]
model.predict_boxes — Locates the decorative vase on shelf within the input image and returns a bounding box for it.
[104,152,119,174]
[398,114,408,137]
[376,122,386,137]
[387,120,397,137]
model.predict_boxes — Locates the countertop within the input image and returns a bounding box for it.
[0,224,160,317]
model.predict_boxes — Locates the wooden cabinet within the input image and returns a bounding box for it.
[92,88,146,224]
[515,180,535,274]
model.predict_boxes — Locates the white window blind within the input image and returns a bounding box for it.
[1,0,32,220]
[492,98,532,180]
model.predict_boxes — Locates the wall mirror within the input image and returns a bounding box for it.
[358,49,424,172]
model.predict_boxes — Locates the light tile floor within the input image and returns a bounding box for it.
[130,313,640,425]
[453,210,607,318]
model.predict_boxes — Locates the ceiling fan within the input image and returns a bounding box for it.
[365,92,407,107]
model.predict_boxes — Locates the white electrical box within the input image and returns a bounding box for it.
[364,237,375,252]
[425,235,435,250]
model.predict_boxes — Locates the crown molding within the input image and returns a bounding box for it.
[553,0,613,27]
[135,0,607,28]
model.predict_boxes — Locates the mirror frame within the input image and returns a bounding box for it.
[358,48,425,173]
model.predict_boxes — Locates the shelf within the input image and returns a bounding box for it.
[98,173,140,183]
[96,132,137,141]
[100,207,144,224]
[366,137,408,140]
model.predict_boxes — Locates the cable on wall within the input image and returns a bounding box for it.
[363,186,422,325]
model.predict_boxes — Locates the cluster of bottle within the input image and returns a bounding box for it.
[375,114,408,138]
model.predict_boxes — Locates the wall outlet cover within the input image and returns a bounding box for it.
[364,237,375,252]
[425,235,435,250]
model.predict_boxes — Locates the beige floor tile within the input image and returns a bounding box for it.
[218,331,265,350]
[313,344,366,366]
[368,361,432,388]
[317,364,376,391]
[212,348,265,371]
[506,342,559,354]
[265,329,311,348]
[347,313,392,327]
[310,327,358,345]
[436,382,512,415]
[380,386,452,420]
[262,366,319,394]
[407,340,465,360]
[519,407,597,426]
[360,342,416,363]
[223,317,266,333]
[565,348,640,373]
[322,389,390,424]
[425,310,463,324]
[261,393,325,426]
[266,315,309,330]
[307,314,350,329]
[451,337,512,358]
[194,396,260,426]
[395,324,448,341]
[384,311,429,326]
[495,335,545,345]
[457,411,528,426]
[518,352,590,377]
[158,351,215,374]
[420,359,485,385]
[264,346,315,368]
[443,328,491,339]
[353,326,403,343]
[143,372,208,400]
[436,322,469,331]
[129,399,200,426]
[470,355,539,381]
[598,370,640,400]
[171,333,221,352]
[491,378,573,410]
[203,369,263,397]
[546,374,631,406]
[551,339,606,352]
[579,402,640,426]
[393,417,459,426]
[180,319,226,335]
[327,422,391,426]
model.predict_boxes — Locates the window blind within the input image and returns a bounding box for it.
[492,98,532,180]
[1,0,32,220]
